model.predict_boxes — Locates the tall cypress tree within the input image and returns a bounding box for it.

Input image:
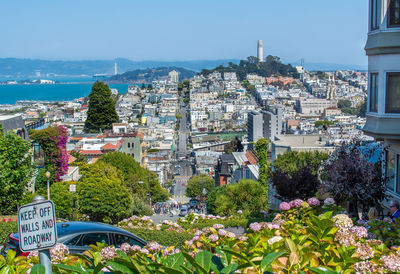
[84,81,119,133]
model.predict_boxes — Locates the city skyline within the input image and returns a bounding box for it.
[0,0,367,65]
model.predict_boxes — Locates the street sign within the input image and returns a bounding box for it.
[69,184,76,192]
[18,200,57,252]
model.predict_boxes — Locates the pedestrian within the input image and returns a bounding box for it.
[390,200,400,220]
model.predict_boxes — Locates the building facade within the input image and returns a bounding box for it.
[363,0,400,199]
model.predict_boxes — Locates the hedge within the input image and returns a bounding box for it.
[0,221,17,243]
[124,228,193,247]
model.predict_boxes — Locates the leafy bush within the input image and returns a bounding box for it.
[0,221,17,243]
[206,179,268,216]
[77,176,132,224]
[51,182,73,218]
[131,194,153,216]
[185,174,214,199]
[124,228,193,247]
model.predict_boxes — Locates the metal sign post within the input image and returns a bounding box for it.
[18,195,57,274]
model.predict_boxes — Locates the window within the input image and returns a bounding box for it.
[371,0,379,30]
[386,73,400,113]
[388,0,400,28]
[369,73,378,112]
[64,235,81,246]
[127,143,130,148]
[386,151,396,191]
[114,234,143,248]
[80,233,109,247]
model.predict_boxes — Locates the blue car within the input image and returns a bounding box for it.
[2,221,147,256]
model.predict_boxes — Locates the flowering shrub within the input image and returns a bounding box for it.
[118,215,157,230]
[30,126,69,181]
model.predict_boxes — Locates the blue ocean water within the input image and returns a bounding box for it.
[0,83,131,105]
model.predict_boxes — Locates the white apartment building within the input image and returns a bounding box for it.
[363,0,400,200]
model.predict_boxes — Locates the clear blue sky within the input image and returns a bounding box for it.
[0,0,368,65]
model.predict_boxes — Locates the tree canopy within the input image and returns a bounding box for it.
[206,179,268,216]
[0,129,33,214]
[254,138,271,188]
[185,174,215,199]
[84,81,119,133]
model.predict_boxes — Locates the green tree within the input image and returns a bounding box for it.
[207,179,268,216]
[98,152,169,203]
[186,174,215,199]
[254,138,271,188]
[0,129,33,214]
[273,151,329,176]
[77,176,132,223]
[84,81,119,133]
[176,113,182,119]
[69,150,87,163]
[50,182,73,218]
[337,99,352,109]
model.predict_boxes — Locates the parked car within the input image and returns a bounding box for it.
[178,208,188,217]
[2,221,147,256]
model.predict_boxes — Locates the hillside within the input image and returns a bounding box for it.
[106,67,197,83]
[200,55,300,81]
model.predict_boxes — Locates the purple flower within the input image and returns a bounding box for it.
[249,222,262,232]
[208,234,219,242]
[218,229,227,236]
[213,224,224,229]
[279,202,291,211]
[307,197,320,206]
[289,199,304,208]
[227,232,236,238]
[324,198,335,206]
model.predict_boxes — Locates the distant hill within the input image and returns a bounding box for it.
[107,67,197,83]
[0,58,237,79]
[0,57,367,80]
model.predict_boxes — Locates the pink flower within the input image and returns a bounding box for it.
[289,199,304,208]
[324,198,335,206]
[307,197,320,206]
[279,202,291,211]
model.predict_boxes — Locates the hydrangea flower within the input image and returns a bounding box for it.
[238,236,248,241]
[100,246,117,260]
[289,199,304,208]
[218,229,227,236]
[209,234,219,242]
[119,243,131,253]
[249,222,262,232]
[353,261,383,274]
[381,254,400,272]
[307,197,320,206]
[354,243,374,260]
[49,243,69,263]
[267,236,283,245]
[334,228,356,247]
[332,214,353,229]
[227,232,236,238]
[146,241,162,252]
[237,210,243,214]
[350,226,368,238]
[213,224,224,229]
[279,202,291,211]
[324,198,335,206]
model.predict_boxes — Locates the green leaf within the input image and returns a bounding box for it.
[210,255,224,272]
[216,249,232,267]
[108,261,138,274]
[29,265,46,274]
[53,264,85,274]
[195,250,212,272]
[308,266,339,274]
[221,248,254,266]
[260,252,285,273]
[164,253,184,269]
[220,263,238,274]
[285,238,297,253]
[181,252,207,274]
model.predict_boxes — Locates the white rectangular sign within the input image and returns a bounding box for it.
[69,184,76,192]
[18,200,57,252]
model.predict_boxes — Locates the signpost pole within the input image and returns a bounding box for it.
[29,195,54,274]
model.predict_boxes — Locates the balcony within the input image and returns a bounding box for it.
[363,114,400,140]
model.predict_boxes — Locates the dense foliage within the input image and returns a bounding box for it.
[271,151,329,201]
[200,55,299,81]
[0,129,33,214]
[206,179,268,216]
[98,151,169,203]
[254,138,271,189]
[337,99,366,117]
[185,174,215,199]
[30,125,68,182]
[322,140,385,217]
[84,81,119,133]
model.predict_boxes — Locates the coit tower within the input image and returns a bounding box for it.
[257,40,263,63]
